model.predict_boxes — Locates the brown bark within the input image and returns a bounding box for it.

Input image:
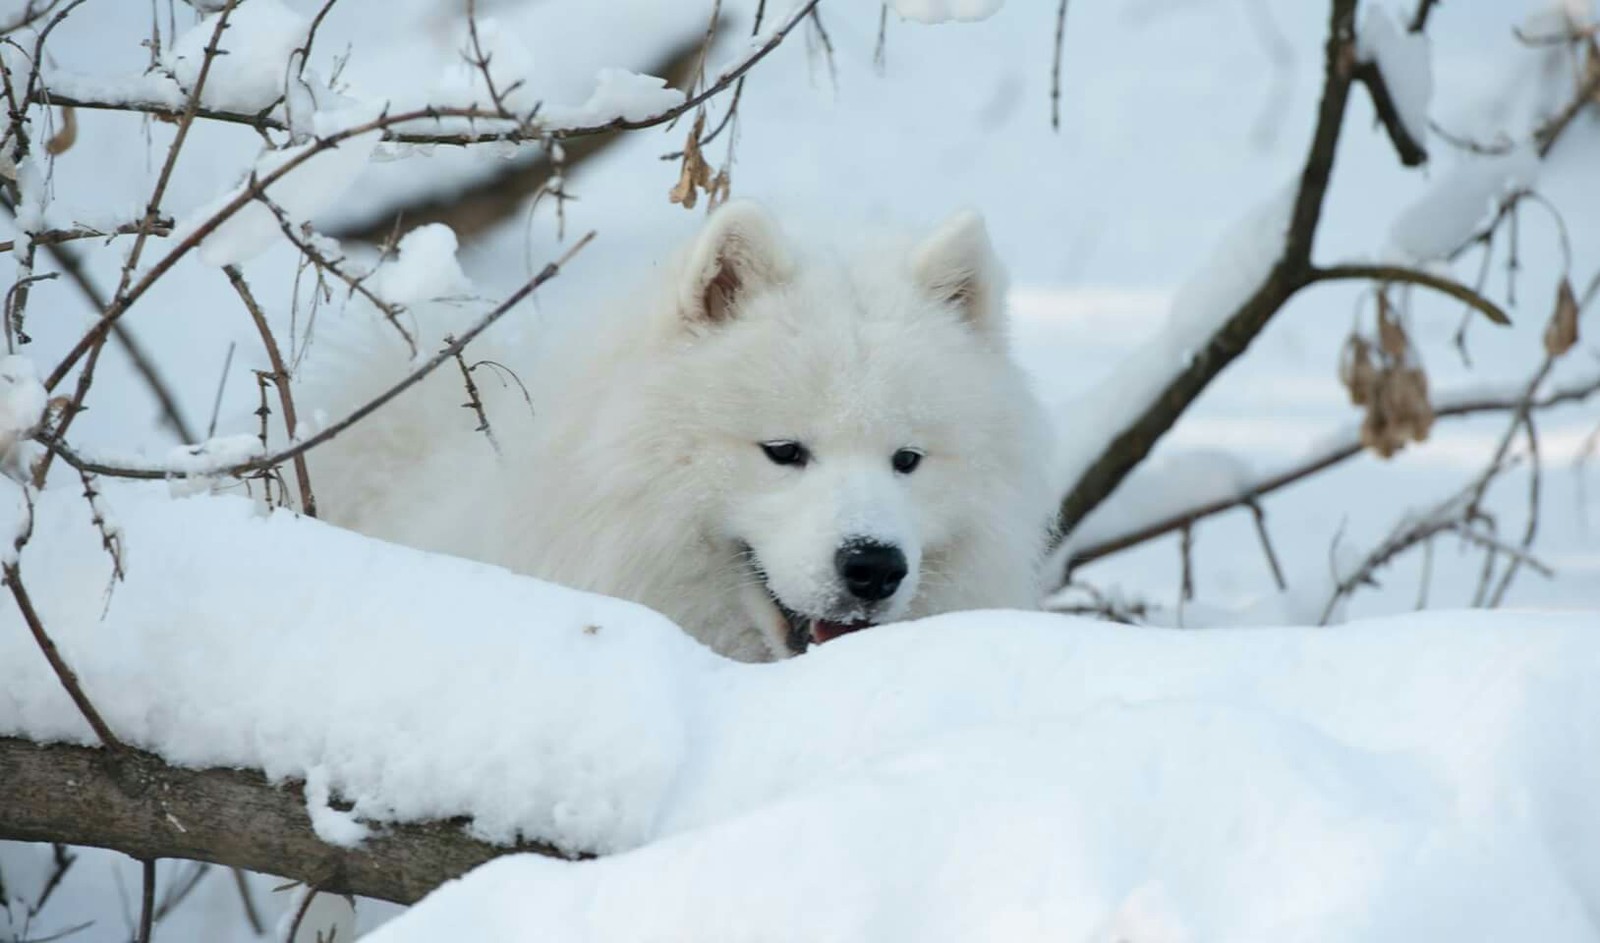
[0,737,574,905]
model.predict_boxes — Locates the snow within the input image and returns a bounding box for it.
[368,224,472,307]
[0,355,45,449]
[165,0,310,114]
[1050,186,1294,500]
[5,483,1600,940]
[1356,5,1433,152]
[539,68,685,127]
[4,0,1599,938]
[890,0,1005,25]
[1385,147,1538,262]
[162,433,265,475]
[182,104,384,266]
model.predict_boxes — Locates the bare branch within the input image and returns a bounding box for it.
[3,558,126,751]
[33,0,822,147]
[1352,59,1428,166]
[1050,0,1069,130]
[1065,368,1600,570]
[1304,263,1512,325]
[1053,0,1361,544]
[44,233,595,484]
[223,263,318,518]
[134,859,154,943]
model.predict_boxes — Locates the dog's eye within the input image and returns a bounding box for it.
[892,448,924,474]
[760,441,809,467]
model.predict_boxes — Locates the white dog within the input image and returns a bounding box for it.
[306,203,1055,661]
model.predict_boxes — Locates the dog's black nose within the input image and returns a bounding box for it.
[837,541,907,602]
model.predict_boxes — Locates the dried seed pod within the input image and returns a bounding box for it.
[1544,277,1580,359]
[1340,335,1378,406]
[1377,296,1409,360]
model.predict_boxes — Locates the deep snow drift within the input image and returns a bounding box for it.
[4,483,1600,941]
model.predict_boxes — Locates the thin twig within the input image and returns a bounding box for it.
[4,558,126,750]
[223,263,318,517]
[134,859,155,943]
[1303,264,1511,325]
[1065,367,1600,569]
[34,0,822,146]
[1049,0,1069,129]
[45,233,595,483]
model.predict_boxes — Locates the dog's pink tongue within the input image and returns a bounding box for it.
[811,619,874,645]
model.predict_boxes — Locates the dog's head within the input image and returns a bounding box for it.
[647,201,1041,658]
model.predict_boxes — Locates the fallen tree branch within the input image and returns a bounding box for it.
[0,736,572,905]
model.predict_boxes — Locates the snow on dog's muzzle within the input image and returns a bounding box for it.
[773,540,909,654]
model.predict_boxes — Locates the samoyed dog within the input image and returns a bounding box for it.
[306,202,1055,661]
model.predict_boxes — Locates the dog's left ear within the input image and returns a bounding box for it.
[911,210,1006,337]
[680,201,795,327]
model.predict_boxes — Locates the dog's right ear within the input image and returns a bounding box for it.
[679,201,794,326]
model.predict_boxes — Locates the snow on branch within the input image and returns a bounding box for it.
[39,233,595,484]
[32,0,822,147]
[1051,0,1598,567]
[1353,4,1432,167]
[1064,366,1600,572]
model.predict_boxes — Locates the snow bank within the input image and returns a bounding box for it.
[5,482,1600,939]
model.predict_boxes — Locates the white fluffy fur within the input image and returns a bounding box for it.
[303,204,1055,661]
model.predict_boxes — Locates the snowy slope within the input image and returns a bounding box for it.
[3,483,1599,941]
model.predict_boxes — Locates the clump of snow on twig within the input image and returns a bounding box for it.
[1385,148,1537,262]
[539,68,685,126]
[164,433,264,476]
[369,224,472,309]
[0,355,46,453]
[165,0,310,114]
[1356,5,1433,151]
[179,104,384,267]
[890,0,1005,24]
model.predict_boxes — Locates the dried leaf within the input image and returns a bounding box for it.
[668,112,712,210]
[1544,277,1580,359]
[44,106,76,156]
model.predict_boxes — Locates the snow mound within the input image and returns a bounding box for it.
[4,483,1600,939]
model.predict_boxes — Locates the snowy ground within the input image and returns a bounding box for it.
[2,0,1599,939]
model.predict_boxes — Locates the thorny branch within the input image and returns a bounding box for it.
[223,263,319,518]
[35,0,240,488]
[34,0,823,147]
[44,233,596,485]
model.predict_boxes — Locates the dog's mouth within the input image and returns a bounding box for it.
[773,596,875,655]
[738,543,877,655]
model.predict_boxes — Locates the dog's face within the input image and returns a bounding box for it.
[644,202,1034,658]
